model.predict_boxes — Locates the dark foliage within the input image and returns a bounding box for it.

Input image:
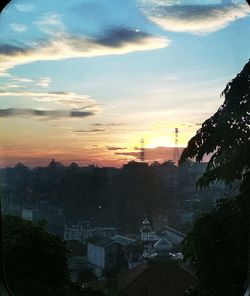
[180,61,250,188]
[183,197,248,296]
[2,215,104,296]
[180,61,250,295]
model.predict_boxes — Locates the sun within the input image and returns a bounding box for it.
[145,135,173,148]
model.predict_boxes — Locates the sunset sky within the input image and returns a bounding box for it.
[0,0,250,167]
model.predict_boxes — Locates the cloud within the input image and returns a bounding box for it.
[92,122,125,127]
[0,108,94,119]
[74,129,106,133]
[35,12,65,36]
[11,76,33,83]
[35,77,51,88]
[106,146,127,150]
[9,23,27,32]
[140,2,250,34]
[1,84,25,89]
[0,90,99,109]
[0,44,28,55]
[97,28,152,47]
[0,28,169,76]
[1,75,51,89]
[14,4,35,12]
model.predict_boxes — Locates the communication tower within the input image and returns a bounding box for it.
[173,128,180,165]
[140,138,145,162]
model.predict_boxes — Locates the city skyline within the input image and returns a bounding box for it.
[0,0,250,167]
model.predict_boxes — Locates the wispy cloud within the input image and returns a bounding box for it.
[140,2,250,34]
[0,108,94,119]
[1,76,51,90]
[0,28,169,76]
[74,129,106,133]
[35,77,51,88]
[35,12,65,36]
[0,90,99,109]
[9,23,27,32]
[106,146,127,150]
[14,4,35,12]
[11,76,34,83]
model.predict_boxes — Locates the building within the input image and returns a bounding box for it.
[140,217,186,258]
[87,237,119,278]
[64,223,86,243]
[112,235,143,270]
[64,223,117,244]
[117,237,193,296]
[87,226,117,240]
[21,209,34,221]
[86,218,185,279]
[87,235,143,278]
[117,263,192,296]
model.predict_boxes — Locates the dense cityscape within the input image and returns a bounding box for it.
[0,158,229,295]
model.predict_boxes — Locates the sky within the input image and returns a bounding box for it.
[0,0,249,167]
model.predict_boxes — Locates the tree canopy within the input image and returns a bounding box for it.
[180,60,250,295]
[2,215,104,296]
[180,60,250,189]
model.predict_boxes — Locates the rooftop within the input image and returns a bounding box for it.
[117,262,193,296]
[112,235,137,246]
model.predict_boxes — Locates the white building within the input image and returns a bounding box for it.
[64,223,86,243]
[87,235,143,278]
[64,223,117,244]
[87,238,118,277]
[140,218,185,245]
[22,209,34,221]
[140,217,186,258]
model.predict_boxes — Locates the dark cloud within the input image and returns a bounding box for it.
[141,2,250,34]
[70,110,93,117]
[106,146,127,151]
[0,43,28,55]
[0,108,94,118]
[0,28,167,75]
[95,28,150,47]
[74,129,106,133]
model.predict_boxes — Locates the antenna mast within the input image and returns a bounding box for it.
[140,138,145,162]
[173,128,180,165]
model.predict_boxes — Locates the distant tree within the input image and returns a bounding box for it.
[180,60,250,295]
[2,215,104,296]
[2,215,70,296]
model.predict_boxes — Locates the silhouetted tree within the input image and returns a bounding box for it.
[180,60,250,295]
[2,215,105,296]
